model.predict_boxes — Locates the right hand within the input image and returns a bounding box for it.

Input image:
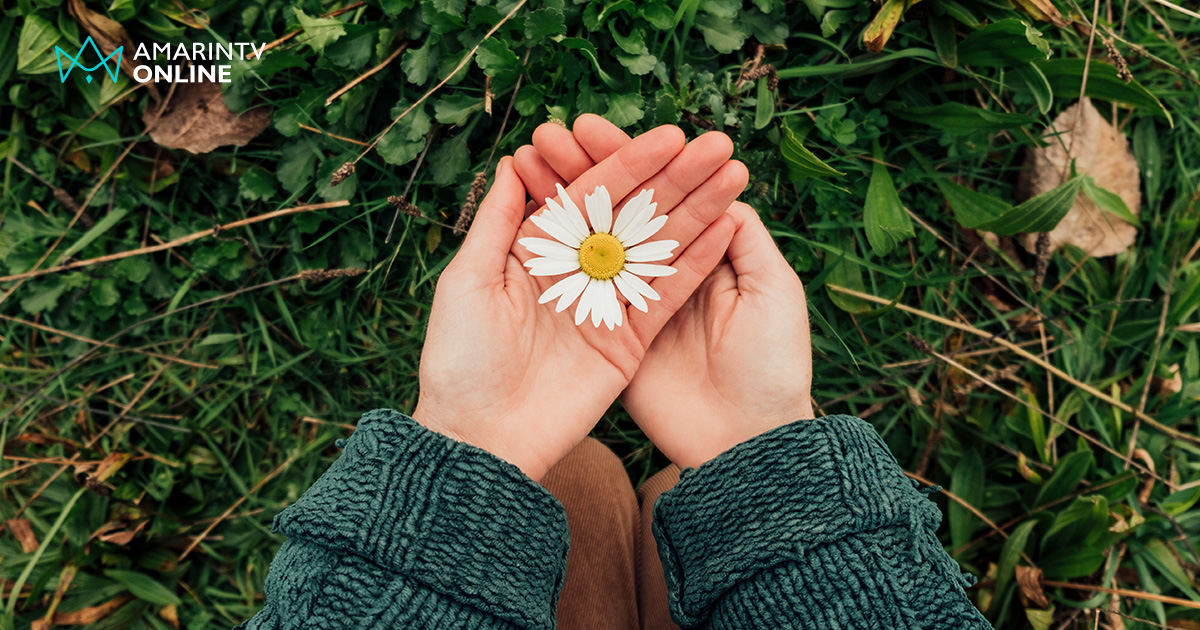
[522,115,815,469]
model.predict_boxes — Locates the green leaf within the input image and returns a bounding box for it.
[558,38,620,90]
[475,38,518,77]
[1034,449,1092,506]
[987,520,1036,617]
[949,450,985,552]
[604,92,645,128]
[277,141,316,193]
[1034,58,1171,126]
[430,137,469,185]
[1080,176,1140,227]
[401,41,435,85]
[957,19,1050,68]
[325,26,375,69]
[20,277,66,315]
[863,158,914,256]
[198,333,243,346]
[616,52,658,75]
[986,176,1082,235]
[1026,605,1056,630]
[292,8,346,53]
[780,123,844,179]
[1159,485,1200,516]
[894,103,1037,136]
[824,236,871,314]
[694,14,747,54]
[929,12,957,68]
[90,277,120,307]
[525,7,565,40]
[18,14,62,75]
[104,570,182,606]
[55,208,128,266]
[1133,118,1162,204]
[753,76,775,130]
[935,178,1011,227]
[239,168,277,202]
[1017,63,1054,115]
[434,93,481,126]
[113,257,151,284]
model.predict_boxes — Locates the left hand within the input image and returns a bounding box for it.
[414,125,748,481]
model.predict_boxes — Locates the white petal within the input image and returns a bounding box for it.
[585,185,613,234]
[527,258,581,276]
[544,198,590,244]
[574,278,598,326]
[618,270,660,302]
[609,281,623,328]
[539,272,590,312]
[624,263,677,278]
[612,189,654,240]
[620,214,669,247]
[625,240,679,263]
[555,183,592,239]
[531,212,583,248]
[590,282,604,328]
[519,237,578,261]
[614,273,649,312]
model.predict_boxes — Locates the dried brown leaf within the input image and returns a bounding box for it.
[1017,99,1141,257]
[160,604,180,629]
[1016,565,1050,609]
[53,595,134,624]
[143,81,270,154]
[5,518,39,553]
[1011,0,1070,27]
[67,0,159,102]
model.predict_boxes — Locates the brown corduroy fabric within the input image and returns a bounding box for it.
[636,463,681,630]
[541,438,640,630]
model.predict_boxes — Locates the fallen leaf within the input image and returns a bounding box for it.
[1015,566,1050,609]
[67,0,159,102]
[92,518,148,545]
[5,518,39,552]
[1156,363,1182,396]
[143,81,270,154]
[160,604,180,629]
[53,595,134,624]
[1017,99,1141,257]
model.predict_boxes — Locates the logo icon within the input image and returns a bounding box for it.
[55,36,122,84]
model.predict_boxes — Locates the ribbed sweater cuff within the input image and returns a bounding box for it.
[271,408,569,630]
[651,415,959,627]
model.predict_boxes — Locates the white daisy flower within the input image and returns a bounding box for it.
[519,183,678,330]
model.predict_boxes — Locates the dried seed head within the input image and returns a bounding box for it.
[1104,38,1133,83]
[766,65,779,92]
[388,195,422,217]
[1033,232,1051,291]
[454,172,488,236]
[299,268,367,281]
[330,162,355,186]
[904,332,934,355]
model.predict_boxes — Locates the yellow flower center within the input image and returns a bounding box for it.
[577,233,625,280]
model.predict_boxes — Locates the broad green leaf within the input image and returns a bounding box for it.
[780,123,844,179]
[278,141,316,193]
[1080,176,1141,227]
[525,7,565,40]
[1159,485,1200,516]
[104,570,182,606]
[430,137,469,185]
[1026,605,1055,630]
[557,38,620,90]
[434,93,481,126]
[1034,59,1171,126]
[475,38,519,77]
[1141,540,1200,600]
[1017,63,1054,115]
[604,92,645,128]
[928,11,957,68]
[20,277,67,315]
[694,14,747,54]
[90,277,119,307]
[1034,449,1092,506]
[753,76,774,130]
[824,235,871,314]
[292,8,346,53]
[616,52,658,76]
[862,0,905,53]
[894,103,1037,136]
[401,41,435,85]
[863,157,914,256]
[1132,118,1162,204]
[987,520,1036,617]
[949,450,985,552]
[239,168,277,202]
[18,15,63,75]
[957,19,1050,67]
[981,175,1081,235]
[935,178,1013,228]
[54,208,128,266]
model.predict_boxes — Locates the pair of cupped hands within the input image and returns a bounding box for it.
[413,115,814,481]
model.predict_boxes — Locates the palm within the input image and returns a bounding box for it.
[415,125,747,480]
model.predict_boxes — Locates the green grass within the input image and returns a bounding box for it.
[2,0,1199,628]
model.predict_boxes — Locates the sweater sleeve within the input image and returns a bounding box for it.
[651,415,993,630]
[236,408,569,630]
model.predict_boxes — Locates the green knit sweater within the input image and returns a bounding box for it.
[237,409,993,629]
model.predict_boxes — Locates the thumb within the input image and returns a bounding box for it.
[726,202,796,289]
[457,156,526,277]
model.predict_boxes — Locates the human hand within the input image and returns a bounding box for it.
[413,125,749,481]
[525,115,814,469]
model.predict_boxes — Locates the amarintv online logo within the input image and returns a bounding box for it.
[55,36,265,84]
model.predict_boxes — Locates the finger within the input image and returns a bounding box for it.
[651,160,749,258]
[531,123,596,182]
[516,125,686,267]
[458,157,525,277]
[627,213,736,346]
[513,145,565,209]
[726,202,799,289]
[573,114,632,163]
